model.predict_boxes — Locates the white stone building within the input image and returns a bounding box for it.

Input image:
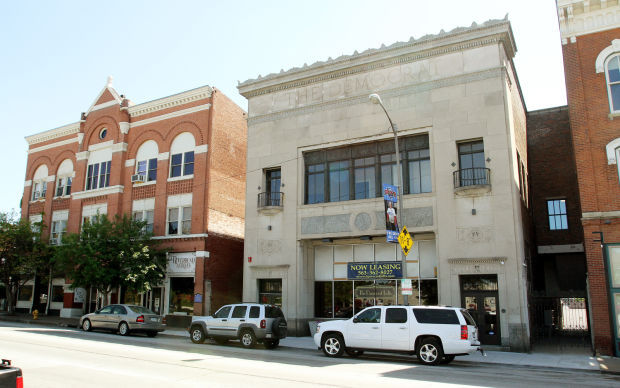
[238,17,531,351]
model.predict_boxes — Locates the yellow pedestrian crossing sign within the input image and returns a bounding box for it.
[398,226,413,256]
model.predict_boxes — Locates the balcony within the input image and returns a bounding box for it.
[258,192,284,215]
[453,168,491,195]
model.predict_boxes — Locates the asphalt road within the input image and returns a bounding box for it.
[1,322,618,388]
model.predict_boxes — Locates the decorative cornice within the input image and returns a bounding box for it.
[247,67,504,125]
[195,144,208,154]
[129,104,211,128]
[128,85,213,118]
[71,185,124,200]
[557,0,620,41]
[28,137,78,154]
[238,17,514,97]
[90,100,118,112]
[88,140,114,151]
[25,122,80,146]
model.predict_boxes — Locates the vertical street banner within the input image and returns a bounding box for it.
[383,183,399,242]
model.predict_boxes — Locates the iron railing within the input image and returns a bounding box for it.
[530,297,591,350]
[453,167,491,188]
[258,192,283,208]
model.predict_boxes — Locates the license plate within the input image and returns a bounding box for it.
[150,318,158,322]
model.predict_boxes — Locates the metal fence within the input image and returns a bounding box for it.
[258,192,283,208]
[453,167,490,188]
[530,297,591,351]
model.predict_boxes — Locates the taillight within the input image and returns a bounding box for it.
[162,316,166,324]
[16,376,23,388]
[260,319,266,329]
[461,325,468,340]
[136,315,144,323]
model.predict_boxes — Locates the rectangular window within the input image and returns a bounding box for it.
[354,157,375,199]
[51,285,64,303]
[258,279,282,307]
[148,158,157,181]
[412,308,459,324]
[314,281,333,318]
[133,210,154,234]
[86,161,111,191]
[167,206,191,235]
[170,152,194,178]
[303,134,431,204]
[50,220,67,245]
[32,181,47,201]
[458,141,486,186]
[18,285,33,301]
[548,199,568,230]
[232,306,247,318]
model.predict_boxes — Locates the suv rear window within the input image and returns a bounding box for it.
[249,306,260,318]
[460,309,477,326]
[412,308,459,324]
[265,306,284,318]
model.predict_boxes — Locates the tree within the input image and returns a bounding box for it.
[0,211,51,313]
[54,214,167,309]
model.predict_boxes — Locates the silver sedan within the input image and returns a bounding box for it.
[79,304,166,337]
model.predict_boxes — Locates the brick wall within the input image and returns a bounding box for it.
[562,28,620,355]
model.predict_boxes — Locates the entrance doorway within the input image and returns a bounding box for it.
[460,274,500,345]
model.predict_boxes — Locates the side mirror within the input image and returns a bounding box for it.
[352,317,359,323]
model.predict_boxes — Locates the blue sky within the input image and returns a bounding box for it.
[0,0,565,214]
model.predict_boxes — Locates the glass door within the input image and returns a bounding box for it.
[460,275,500,345]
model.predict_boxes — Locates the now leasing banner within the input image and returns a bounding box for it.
[347,261,403,280]
[383,184,399,243]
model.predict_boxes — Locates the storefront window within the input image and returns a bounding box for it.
[421,279,438,305]
[123,288,141,305]
[334,281,353,318]
[169,277,194,314]
[259,279,282,307]
[314,281,333,318]
[354,280,375,311]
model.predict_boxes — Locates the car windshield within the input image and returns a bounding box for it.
[128,305,156,314]
[265,306,284,318]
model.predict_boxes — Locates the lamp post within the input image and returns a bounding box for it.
[369,93,416,306]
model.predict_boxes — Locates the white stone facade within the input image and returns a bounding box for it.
[239,18,531,350]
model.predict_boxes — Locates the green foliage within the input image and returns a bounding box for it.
[54,213,167,298]
[0,211,52,312]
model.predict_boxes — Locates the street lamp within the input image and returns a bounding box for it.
[369,93,417,306]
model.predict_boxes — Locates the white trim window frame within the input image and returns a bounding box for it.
[167,206,192,235]
[133,209,154,234]
[31,180,47,201]
[55,176,72,197]
[169,151,194,178]
[136,158,158,182]
[85,161,111,191]
[606,54,620,113]
[50,220,67,245]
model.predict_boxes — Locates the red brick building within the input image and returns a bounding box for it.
[20,78,247,323]
[557,0,620,355]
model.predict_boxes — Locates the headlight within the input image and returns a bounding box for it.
[315,324,321,334]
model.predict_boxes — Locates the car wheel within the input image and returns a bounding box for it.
[82,319,92,332]
[264,339,279,349]
[440,355,455,364]
[118,322,130,336]
[146,331,158,338]
[214,337,228,345]
[190,326,206,344]
[417,338,444,366]
[240,329,257,349]
[345,349,364,358]
[322,334,345,358]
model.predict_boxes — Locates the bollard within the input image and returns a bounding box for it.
[32,309,39,320]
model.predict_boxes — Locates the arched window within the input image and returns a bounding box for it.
[55,159,74,197]
[169,132,195,178]
[135,140,159,182]
[606,55,620,112]
[31,165,48,201]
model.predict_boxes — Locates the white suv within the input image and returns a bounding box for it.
[314,305,482,365]
[189,303,287,349]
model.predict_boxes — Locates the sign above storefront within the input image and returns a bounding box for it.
[167,252,196,274]
[347,261,402,280]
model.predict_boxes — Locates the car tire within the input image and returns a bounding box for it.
[271,317,287,338]
[345,349,364,358]
[190,326,206,344]
[440,355,455,364]
[146,331,158,338]
[240,329,257,349]
[214,337,229,345]
[82,319,92,332]
[264,339,279,349]
[417,338,444,366]
[118,322,130,336]
[322,333,345,358]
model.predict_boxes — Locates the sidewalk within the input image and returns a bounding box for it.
[1,312,616,374]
